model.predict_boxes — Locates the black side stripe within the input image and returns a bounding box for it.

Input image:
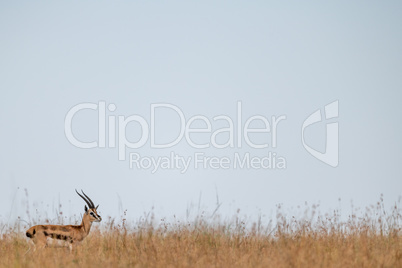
[43,231,73,241]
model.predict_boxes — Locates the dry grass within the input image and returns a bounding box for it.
[1,199,401,268]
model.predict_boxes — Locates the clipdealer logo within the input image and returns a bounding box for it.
[64,101,339,172]
[64,102,287,172]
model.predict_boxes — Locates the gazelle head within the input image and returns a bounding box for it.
[76,189,102,222]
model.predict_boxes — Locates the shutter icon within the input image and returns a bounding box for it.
[301,100,339,167]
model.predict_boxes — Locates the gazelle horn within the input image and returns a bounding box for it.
[75,189,94,209]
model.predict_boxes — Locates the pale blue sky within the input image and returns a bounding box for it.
[0,1,401,224]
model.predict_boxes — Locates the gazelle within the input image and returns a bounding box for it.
[26,190,102,251]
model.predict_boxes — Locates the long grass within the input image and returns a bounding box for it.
[0,198,401,267]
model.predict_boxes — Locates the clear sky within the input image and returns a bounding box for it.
[0,1,401,225]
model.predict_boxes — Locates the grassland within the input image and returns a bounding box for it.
[1,200,401,268]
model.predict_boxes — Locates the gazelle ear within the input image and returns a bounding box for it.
[85,205,88,212]
[96,205,99,210]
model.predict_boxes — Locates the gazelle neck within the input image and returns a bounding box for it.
[80,213,93,236]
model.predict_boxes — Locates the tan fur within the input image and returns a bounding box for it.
[26,191,101,252]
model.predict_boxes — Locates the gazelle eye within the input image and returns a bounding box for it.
[90,212,95,216]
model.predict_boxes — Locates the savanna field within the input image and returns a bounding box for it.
[1,199,401,268]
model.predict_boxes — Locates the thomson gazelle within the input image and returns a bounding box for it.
[26,190,102,251]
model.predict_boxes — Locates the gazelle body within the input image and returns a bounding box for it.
[26,190,101,251]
